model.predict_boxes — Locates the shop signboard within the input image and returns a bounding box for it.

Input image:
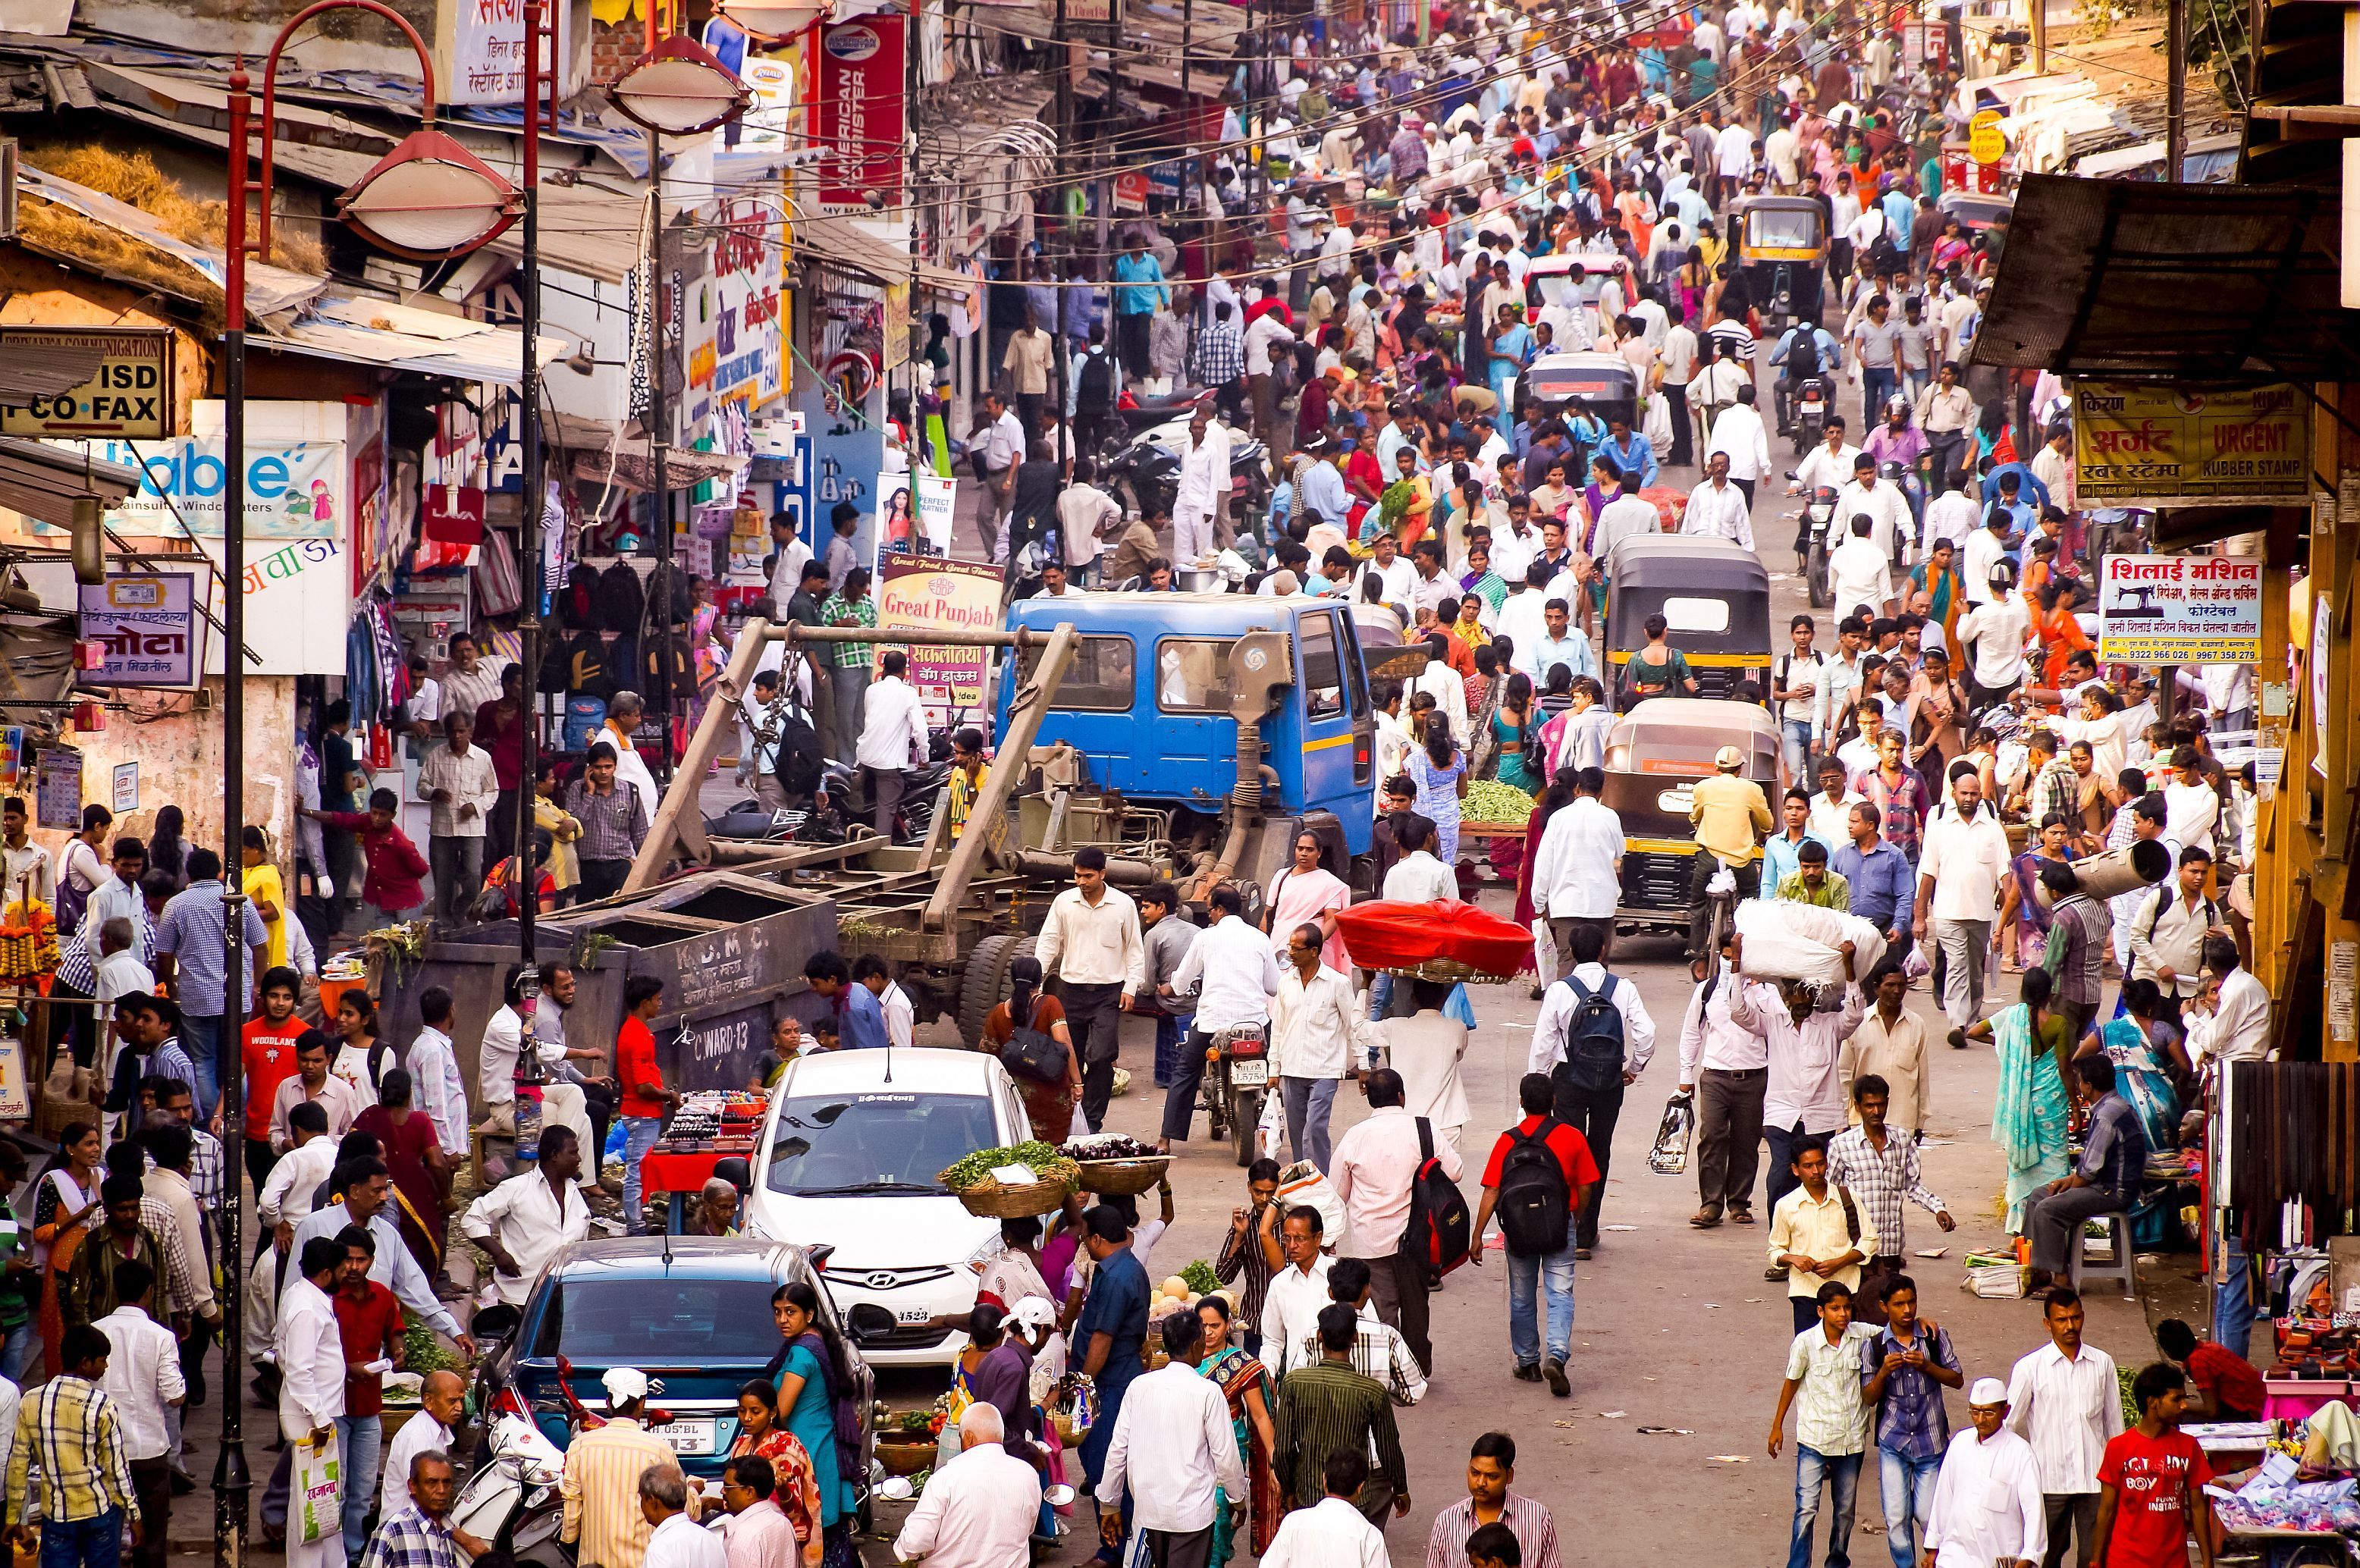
[34,745,79,831]
[38,400,348,538]
[77,571,202,688]
[2096,553,2264,664]
[814,17,905,208]
[111,762,137,814]
[192,537,350,678]
[438,0,572,105]
[877,557,1004,721]
[1967,108,2004,165]
[0,327,173,438]
[2074,382,2308,502]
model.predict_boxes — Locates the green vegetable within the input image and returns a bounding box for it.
[896,1410,932,1435]
[1180,1260,1219,1297]
[939,1142,1075,1192]
[1463,779,1536,826]
[403,1322,462,1376]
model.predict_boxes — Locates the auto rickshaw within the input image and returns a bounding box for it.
[1602,536,1773,707]
[1523,351,1639,431]
[1734,196,1827,329]
[1599,697,1782,936]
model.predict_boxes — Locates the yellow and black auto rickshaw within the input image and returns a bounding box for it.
[1601,697,1782,935]
[1603,536,1773,708]
[1735,196,1828,330]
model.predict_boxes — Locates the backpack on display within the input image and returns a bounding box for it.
[562,564,599,628]
[1550,974,1628,1107]
[1403,1116,1473,1275]
[595,560,646,635]
[1494,1118,1572,1256]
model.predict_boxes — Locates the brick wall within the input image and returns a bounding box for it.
[589,15,644,86]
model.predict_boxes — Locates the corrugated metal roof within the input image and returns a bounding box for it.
[16,164,325,315]
[258,292,565,387]
[0,434,140,530]
[0,338,104,407]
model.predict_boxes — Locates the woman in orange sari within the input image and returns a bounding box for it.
[33,1121,102,1376]
[733,1378,826,1568]
[2032,579,2095,690]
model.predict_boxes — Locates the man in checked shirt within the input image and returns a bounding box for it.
[1826,1074,1954,1328]
[5,1324,142,1564]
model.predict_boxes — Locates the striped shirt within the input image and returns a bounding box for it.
[557,1416,685,1568]
[360,1504,464,1568]
[1212,1218,1275,1330]
[5,1375,137,1528]
[1426,1491,1564,1568]
[1270,1361,1407,1510]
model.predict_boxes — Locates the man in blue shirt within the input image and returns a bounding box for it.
[1110,244,1169,389]
[1761,789,1839,900]
[1075,1205,1149,1559]
[1299,436,1350,531]
[1830,801,1915,960]
[1597,415,1659,492]
[151,845,269,1121]
[837,966,888,1051]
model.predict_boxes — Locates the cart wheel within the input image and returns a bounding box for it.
[957,933,1023,1049]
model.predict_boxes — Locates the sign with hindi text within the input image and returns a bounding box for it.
[77,572,201,688]
[877,557,1003,720]
[2074,382,2308,502]
[2097,553,2264,664]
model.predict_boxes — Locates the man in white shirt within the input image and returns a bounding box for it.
[1923,485,1982,554]
[1530,768,1624,975]
[1704,384,1773,503]
[403,989,470,1159]
[1728,937,1865,1239]
[1094,1312,1245,1566]
[1331,1068,1463,1375]
[1379,815,1457,903]
[287,1162,472,1356]
[853,650,929,844]
[461,1125,592,1309]
[1684,453,1756,550]
[1925,1379,2048,1568]
[1271,920,1364,1173]
[1260,1451,1389,1568]
[380,1371,465,1526]
[278,1236,349,1568]
[85,841,153,965]
[418,711,499,924]
[2004,1288,2123,1568]
[1677,942,1776,1226]
[2192,935,2271,1066]
[640,1468,728,1568]
[1527,924,1655,1255]
[1357,530,1417,610]
[1828,516,1894,620]
[896,1404,1039,1568]
[1165,883,1283,1149]
[96,1259,184,1560]
[1836,453,1914,565]
[2126,848,2226,1011]
[1035,849,1146,1132]
[1913,770,2010,1030]
[1955,581,2032,707]
[1961,512,2012,607]
[1258,1206,1336,1378]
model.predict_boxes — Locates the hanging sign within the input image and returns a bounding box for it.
[876,557,1003,720]
[111,761,137,815]
[2096,554,2264,664]
[35,745,80,831]
[1967,108,2004,165]
[77,572,202,689]
[2073,382,2308,502]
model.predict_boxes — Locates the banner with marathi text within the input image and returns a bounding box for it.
[876,557,1003,721]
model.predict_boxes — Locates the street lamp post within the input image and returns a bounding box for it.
[221,15,517,1568]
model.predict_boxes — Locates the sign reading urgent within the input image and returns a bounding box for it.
[2074,382,2308,501]
[0,327,174,439]
[2096,553,2264,664]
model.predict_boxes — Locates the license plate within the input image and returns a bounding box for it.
[897,1306,932,1324]
[648,1419,715,1456]
[1229,1059,1268,1087]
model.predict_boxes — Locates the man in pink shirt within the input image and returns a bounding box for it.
[1330,1068,1464,1380]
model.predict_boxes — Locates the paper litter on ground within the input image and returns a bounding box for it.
[1599,1410,1626,1418]
[1603,1224,1638,1231]
[1708,1455,1750,1463]
[1915,1247,1948,1258]
[1634,1426,1695,1435]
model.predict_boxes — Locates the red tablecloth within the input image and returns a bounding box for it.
[638,1149,733,1194]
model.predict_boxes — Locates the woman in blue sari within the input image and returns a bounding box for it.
[767,1281,859,1568]
[2073,978,2192,1152]
[1969,966,2072,1232]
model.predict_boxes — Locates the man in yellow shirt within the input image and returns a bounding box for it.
[1689,743,1772,959]
[558,1367,688,1568]
[946,727,991,842]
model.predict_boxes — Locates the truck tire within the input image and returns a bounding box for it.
[957,933,1022,1048]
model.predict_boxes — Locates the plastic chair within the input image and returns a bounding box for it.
[2067,1209,2139,1301]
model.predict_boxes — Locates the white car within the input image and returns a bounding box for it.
[739,1046,1033,1367]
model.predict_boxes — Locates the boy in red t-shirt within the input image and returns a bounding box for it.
[331,1225,405,1560]
[2095,1362,2216,1568]
[2157,1317,2265,1422]
[1468,1072,1602,1394]
[240,966,307,1188]
[617,974,683,1237]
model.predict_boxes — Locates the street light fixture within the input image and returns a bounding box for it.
[337,127,523,258]
[608,33,752,135]
[713,0,828,39]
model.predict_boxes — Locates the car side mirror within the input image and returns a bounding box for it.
[714,1156,751,1193]
[844,1302,897,1345]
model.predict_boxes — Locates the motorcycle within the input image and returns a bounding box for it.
[1197,1021,1271,1167]
[1791,376,1831,456]
[799,759,949,845]
[1882,459,1925,569]
[1115,387,1213,434]
[1104,413,1272,525]
[1784,472,1837,609]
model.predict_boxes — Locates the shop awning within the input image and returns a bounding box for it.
[0,436,140,531]
[797,214,968,293]
[571,443,748,494]
[256,293,566,387]
[1969,172,2358,381]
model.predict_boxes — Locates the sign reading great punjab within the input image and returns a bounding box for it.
[2073,382,2308,501]
[2097,554,2264,664]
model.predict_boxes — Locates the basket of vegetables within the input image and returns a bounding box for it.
[1461,779,1537,828]
[1058,1134,1169,1197]
[876,1410,939,1475]
[938,1143,1081,1218]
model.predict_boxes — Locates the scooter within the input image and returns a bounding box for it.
[451,1415,573,1568]
[1792,376,1832,456]
[1104,413,1273,523]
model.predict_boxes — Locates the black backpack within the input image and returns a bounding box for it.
[1786,328,1821,381]
[595,559,646,635]
[1495,1118,1573,1257]
[1403,1117,1473,1275]
[771,699,826,795]
[1551,974,1629,1105]
[1076,350,1116,415]
[561,563,599,628]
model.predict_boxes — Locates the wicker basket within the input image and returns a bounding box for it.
[1073,1156,1168,1197]
[1384,957,1489,983]
[875,1438,935,1477]
[940,1161,1079,1218]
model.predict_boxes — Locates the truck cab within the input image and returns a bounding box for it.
[996,593,1386,857]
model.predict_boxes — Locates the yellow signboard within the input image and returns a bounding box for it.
[2073,381,2308,502]
[0,327,174,438]
[1968,108,2005,165]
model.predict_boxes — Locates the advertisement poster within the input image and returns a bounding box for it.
[111,763,137,815]
[77,572,202,688]
[0,327,172,439]
[35,746,80,832]
[875,470,915,554]
[39,400,350,539]
[917,474,957,551]
[2074,382,2308,501]
[2097,554,2264,664]
[877,557,1004,719]
[196,538,350,678]
[0,729,23,792]
[814,15,906,209]
[441,0,570,105]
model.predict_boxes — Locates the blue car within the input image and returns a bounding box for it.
[474,1237,880,1484]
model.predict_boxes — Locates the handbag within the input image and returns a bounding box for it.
[292,1428,344,1548]
[999,1025,1068,1085]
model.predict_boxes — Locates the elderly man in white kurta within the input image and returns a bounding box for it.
[1923,1378,2048,1568]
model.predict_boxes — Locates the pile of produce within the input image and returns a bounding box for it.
[939,1142,1078,1192]
[1056,1134,1159,1159]
[1335,898,1534,978]
[1150,1273,1207,1320]
[1180,1260,1220,1297]
[1463,779,1536,826]
[404,1322,464,1375]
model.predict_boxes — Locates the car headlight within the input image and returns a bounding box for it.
[963,1234,1006,1275]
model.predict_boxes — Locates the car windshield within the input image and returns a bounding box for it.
[1533,271,1574,306]
[530,1277,783,1362]
[764,1092,998,1196]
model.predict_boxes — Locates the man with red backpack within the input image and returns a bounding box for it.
[1526,922,1655,1260]
[1329,1067,1464,1385]
[1469,1072,1600,1396]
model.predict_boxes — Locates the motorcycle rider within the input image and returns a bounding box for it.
[1768,317,1844,436]
[1161,883,1281,1151]
[1789,416,1861,499]
[1834,451,1916,569]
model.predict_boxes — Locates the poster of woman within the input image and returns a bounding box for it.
[876,471,915,555]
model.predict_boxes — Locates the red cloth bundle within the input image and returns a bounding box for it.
[1332,899,1532,977]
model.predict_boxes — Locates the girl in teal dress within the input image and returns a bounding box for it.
[770,1281,858,1568]
[1490,673,1540,794]
[2073,978,2191,1152]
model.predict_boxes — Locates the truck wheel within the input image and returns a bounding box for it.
[1229,1090,1261,1166]
[957,934,1022,1048]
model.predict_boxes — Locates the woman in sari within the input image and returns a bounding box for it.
[1968,968,2071,1232]
[2073,978,2190,1151]
[1907,538,1965,648]
[353,1068,450,1279]
[981,956,1081,1142]
[732,1378,824,1568]
[1491,673,1541,795]
[33,1121,102,1376]
[1196,1295,1279,1563]
[2033,579,2096,689]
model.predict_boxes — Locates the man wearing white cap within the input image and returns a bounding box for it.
[560,1366,688,1568]
[1923,1379,2048,1568]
